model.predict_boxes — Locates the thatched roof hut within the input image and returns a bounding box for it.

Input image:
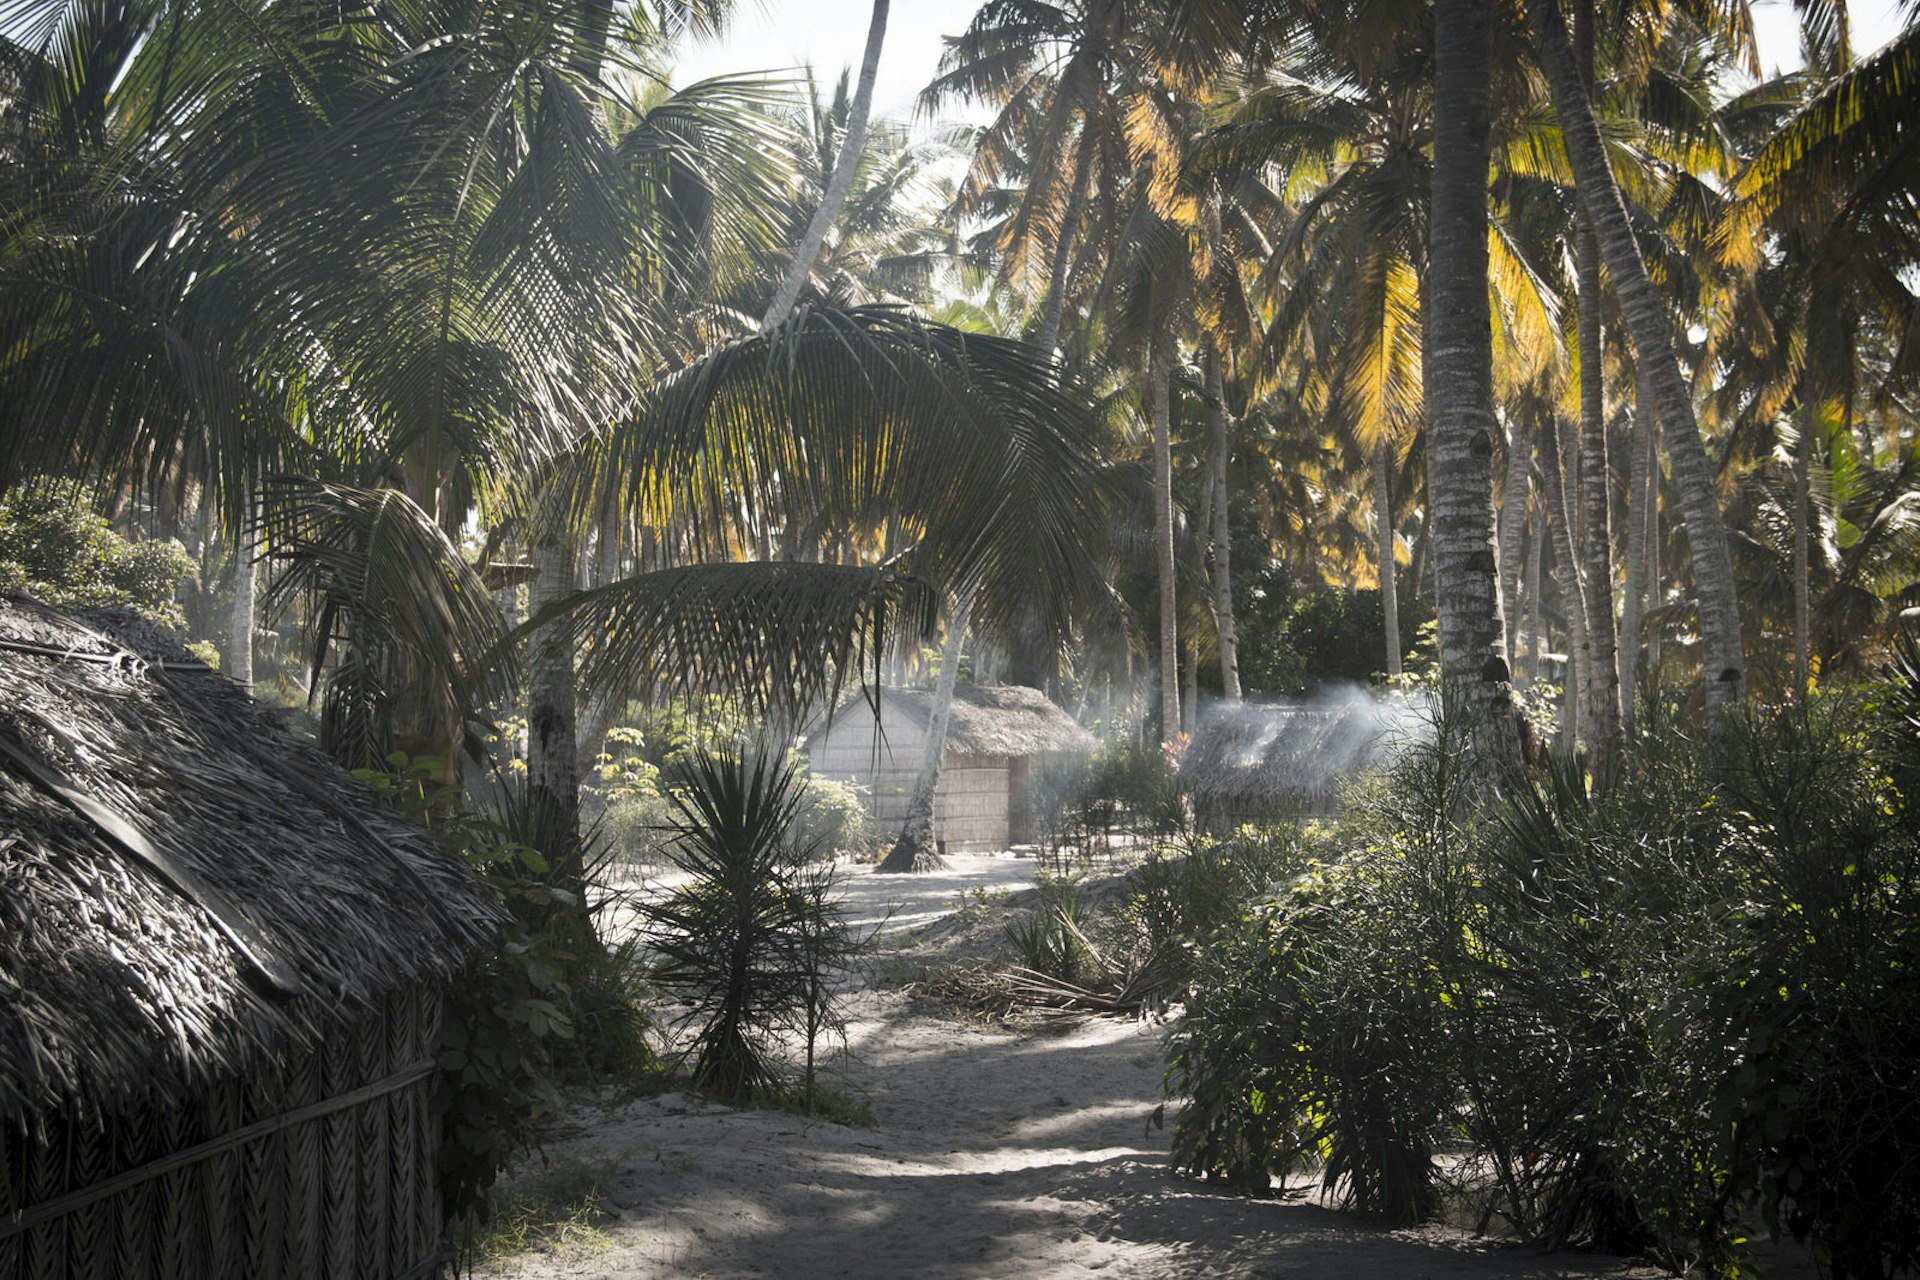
[0,595,504,1279]
[905,684,1098,758]
[1182,695,1428,824]
[807,685,1096,851]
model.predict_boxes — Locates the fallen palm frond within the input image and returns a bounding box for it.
[1001,903,1178,1018]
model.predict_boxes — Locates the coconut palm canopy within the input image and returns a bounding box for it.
[829,683,1097,758]
[0,594,503,1127]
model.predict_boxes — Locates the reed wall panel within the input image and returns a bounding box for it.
[0,989,445,1280]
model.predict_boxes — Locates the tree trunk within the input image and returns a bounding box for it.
[760,0,890,330]
[1182,638,1199,734]
[1523,508,1546,686]
[1793,386,1814,695]
[1205,339,1242,700]
[1151,325,1181,740]
[1576,239,1622,786]
[1531,0,1746,719]
[1428,0,1522,782]
[1375,439,1403,679]
[1040,139,1094,356]
[1569,0,1621,787]
[878,585,974,873]
[576,514,626,767]
[527,534,583,891]
[1539,422,1585,750]
[1499,418,1532,661]
[227,492,256,691]
[1618,369,1656,731]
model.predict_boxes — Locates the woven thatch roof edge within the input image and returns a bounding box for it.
[0,595,506,1127]
[810,684,1096,759]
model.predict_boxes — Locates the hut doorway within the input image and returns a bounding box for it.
[1006,756,1032,845]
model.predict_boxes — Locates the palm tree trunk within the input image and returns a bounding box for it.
[1569,0,1621,786]
[576,513,626,767]
[1205,340,1242,700]
[1577,253,1622,787]
[1500,419,1532,661]
[1039,140,1094,356]
[1618,370,1656,731]
[1182,638,1199,734]
[1531,0,1746,718]
[227,491,256,691]
[1793,386,1814,695]
[1375,440,1403,679]
[1151,324,1180,740]
[528,534,583,890]
[1540,420,1586,749]
[1428,0,1522,781]
[1524,509,1546,686]
[760,0,890,330]
[878,585,974,873]
[1646,482,1664,680]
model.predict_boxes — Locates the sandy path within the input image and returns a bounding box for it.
[477,856,1664,1280]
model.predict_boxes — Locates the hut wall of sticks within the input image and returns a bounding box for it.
[0,596,504,1280]
[1181,694,1430,827]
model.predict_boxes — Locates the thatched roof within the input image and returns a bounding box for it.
[1180,696,1429,809]
[0,595,504,1128]
[819,684,1096,758]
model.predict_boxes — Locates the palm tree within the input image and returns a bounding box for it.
[1720,16,1920,691]
[1529,0,1748,722]
[759,0,891,328]
[1429,0,1523,777]
[0,4,1111,858]
[1202,67,1430,682]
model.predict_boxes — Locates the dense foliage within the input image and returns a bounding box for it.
[353,755,655,1225]
[1169,658,1920,1277]
[0,480,194,628]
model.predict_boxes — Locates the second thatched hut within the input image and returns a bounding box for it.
[805,684,1096,852]
[1181,694,1428,827]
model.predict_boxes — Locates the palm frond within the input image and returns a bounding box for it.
[516,559,935,721]
[255,477,511,769]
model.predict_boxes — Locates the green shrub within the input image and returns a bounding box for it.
[1166,679,1920,1276]
[1169,727,1470,1221]
[793,770,879,861]
[1003,879,1093,983]
[1124,826,1308,985]
[354,755,656,1228]
[0,479,195,627]
[1706,691,1920,1280]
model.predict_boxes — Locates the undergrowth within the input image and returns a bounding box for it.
[1166,661,1920,1279]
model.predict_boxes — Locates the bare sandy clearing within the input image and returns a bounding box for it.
[474,855,1669,1280]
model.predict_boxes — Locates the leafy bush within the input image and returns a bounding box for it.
[638,747,862,1107]
[1706,691,1920,1280]
[594,740,877,869]
[1234,573,1437,694]
[0,479,195,627]
[1123,825,1309,991]
[1003,878,1093,984]
[1168,727,1469,1220]
[1166,677,1920,1276]
[353,755,655,1227]
[1031,736,1187,870]
[792,770,879,861]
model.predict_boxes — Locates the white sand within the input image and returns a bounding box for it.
[475,854,1668,1280]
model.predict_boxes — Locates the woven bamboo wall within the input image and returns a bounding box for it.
[0,986,444,1280]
